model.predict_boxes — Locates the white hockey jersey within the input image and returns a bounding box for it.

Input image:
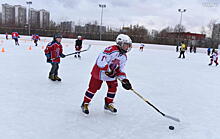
[211,52,218,61]
[91,45,127,81]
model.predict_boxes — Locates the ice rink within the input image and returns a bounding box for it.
[0,34,219,139]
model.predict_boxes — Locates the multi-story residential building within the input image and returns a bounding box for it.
[212,24,220,41]
[75,25,86,33]
[61,21,75,32]
[84,23,106,34]
[29,8,39,28]
[39,9,50,29]
[14,5,26,27]
[1,3,50,29]
[0,12,2,25]
[1,3,15,26]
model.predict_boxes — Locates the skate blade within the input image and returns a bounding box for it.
[81,108,89,116]
[82,113,89,117]
[104,109,117,115]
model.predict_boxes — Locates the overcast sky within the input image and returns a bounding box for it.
[1,0,220,33]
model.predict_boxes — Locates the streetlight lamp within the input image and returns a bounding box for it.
[178,9,186,29]
[26,1,32,35]
[177,9,186,47]
[99,4,106,40]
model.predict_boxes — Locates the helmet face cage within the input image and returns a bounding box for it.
[116,34,132,53]
[119,42,132,53]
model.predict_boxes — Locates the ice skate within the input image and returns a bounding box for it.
[81,102,89,115]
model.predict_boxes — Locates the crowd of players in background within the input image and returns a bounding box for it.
[4,31,219,68]
[175,40,218,66]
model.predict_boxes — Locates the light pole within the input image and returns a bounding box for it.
[99,4,106,40]
[26,1,32,35]
[177,9,186,46]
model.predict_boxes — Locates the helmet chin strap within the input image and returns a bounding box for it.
[116,45,127,54]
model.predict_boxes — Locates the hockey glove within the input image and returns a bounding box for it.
[45,54,52,63]
[105,70,116,78]
[47,58,52,63]
[121,79,132,90]
[60,53,66,58]
[105,64,119,78]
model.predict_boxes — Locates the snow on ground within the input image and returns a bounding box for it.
[0,34,219,139]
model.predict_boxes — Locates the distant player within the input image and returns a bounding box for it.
[209,49,218,66]
[12,32,20,45]
[44,34,66,81]
[207,47,211,56]
[139,43,145,52]
[189,45,193,53]
[81,34,133,115]
[178,41,186,59]
[5,32,8,40]
[193,46,196,53]
[176,42,180,52]
[32,34,40,46]
[74,36,83,58]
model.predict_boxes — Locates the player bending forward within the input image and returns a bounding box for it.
[209,49,218,66]
[81,34,133,115]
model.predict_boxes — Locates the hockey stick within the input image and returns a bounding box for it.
[118,78,180,122]
[51,45,91,60]
[130,88,180,122]
[65,44,91,57]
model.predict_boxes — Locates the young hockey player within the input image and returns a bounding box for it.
[139,43,145,52]
[209,49,218,66]
[178,41,186,59]
[81,34,133,115]
[5,32,8,40]
[44,34,66,81]
[74,36,83,58]
[12,32,20,45]
[32,34,40,46]
[207,47,211,56]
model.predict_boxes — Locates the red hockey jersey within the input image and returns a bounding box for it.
[44,41,63,63]
[12,32,19,38]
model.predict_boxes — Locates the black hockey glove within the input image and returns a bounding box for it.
[47,58,52,63]
[60,53,66,58]
[105,64,119,78]
[105,70,116,78]
[121,79,132,90]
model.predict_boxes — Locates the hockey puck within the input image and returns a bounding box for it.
[169,126,174,130]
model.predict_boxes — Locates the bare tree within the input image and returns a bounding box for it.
[159,26,174,35]
[207,19,218,37]
[174,24,186,32]
[200,26,206,34]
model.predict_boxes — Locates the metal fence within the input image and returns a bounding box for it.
[0,26,217,48]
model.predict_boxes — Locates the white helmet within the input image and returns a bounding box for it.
[77,36,82,39]
[116,34,132,53]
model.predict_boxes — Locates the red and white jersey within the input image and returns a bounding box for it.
[12,32,19,38]
[44,41,63,63]
[32,35,40,40]
[211,52,218,61]
[140,43,145,47]
[91,45,127,81]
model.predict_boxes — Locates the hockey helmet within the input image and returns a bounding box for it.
[53,33,62,40]
[116,34,132,53]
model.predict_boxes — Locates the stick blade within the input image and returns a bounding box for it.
[86,45,91,50]
[164,114,180,122]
